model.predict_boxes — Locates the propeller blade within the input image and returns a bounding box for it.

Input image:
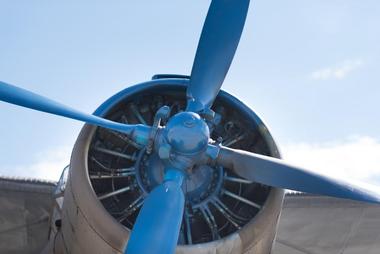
[0,81,149,141]
[216,146,380,204]
[125,169,185,254]
[187,0,250,112]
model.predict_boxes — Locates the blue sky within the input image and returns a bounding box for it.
[0,1,379,187]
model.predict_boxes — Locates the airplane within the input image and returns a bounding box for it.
[0,1,379,254]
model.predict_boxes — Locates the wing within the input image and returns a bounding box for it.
[273,193,380,254]
[0,177,55,254]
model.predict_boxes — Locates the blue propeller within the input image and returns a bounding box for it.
[125,169,185,254]
[216,146,380,204]
[187,0,250,113]
[0,81,150,145]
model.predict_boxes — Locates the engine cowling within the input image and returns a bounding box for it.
[46,77,284,254]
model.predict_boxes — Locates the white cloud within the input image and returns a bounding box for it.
[0,146,71,181]
[311,59,363,80]
[281,136,380,192]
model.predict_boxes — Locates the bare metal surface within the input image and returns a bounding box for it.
[0,177,55,254]
[273,194,380,254]
[223,190,261,209]
[98,186,132,200]
[224,176,252,184]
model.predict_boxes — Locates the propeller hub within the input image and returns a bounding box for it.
[164,112,210,155]
[135,152,224,206]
